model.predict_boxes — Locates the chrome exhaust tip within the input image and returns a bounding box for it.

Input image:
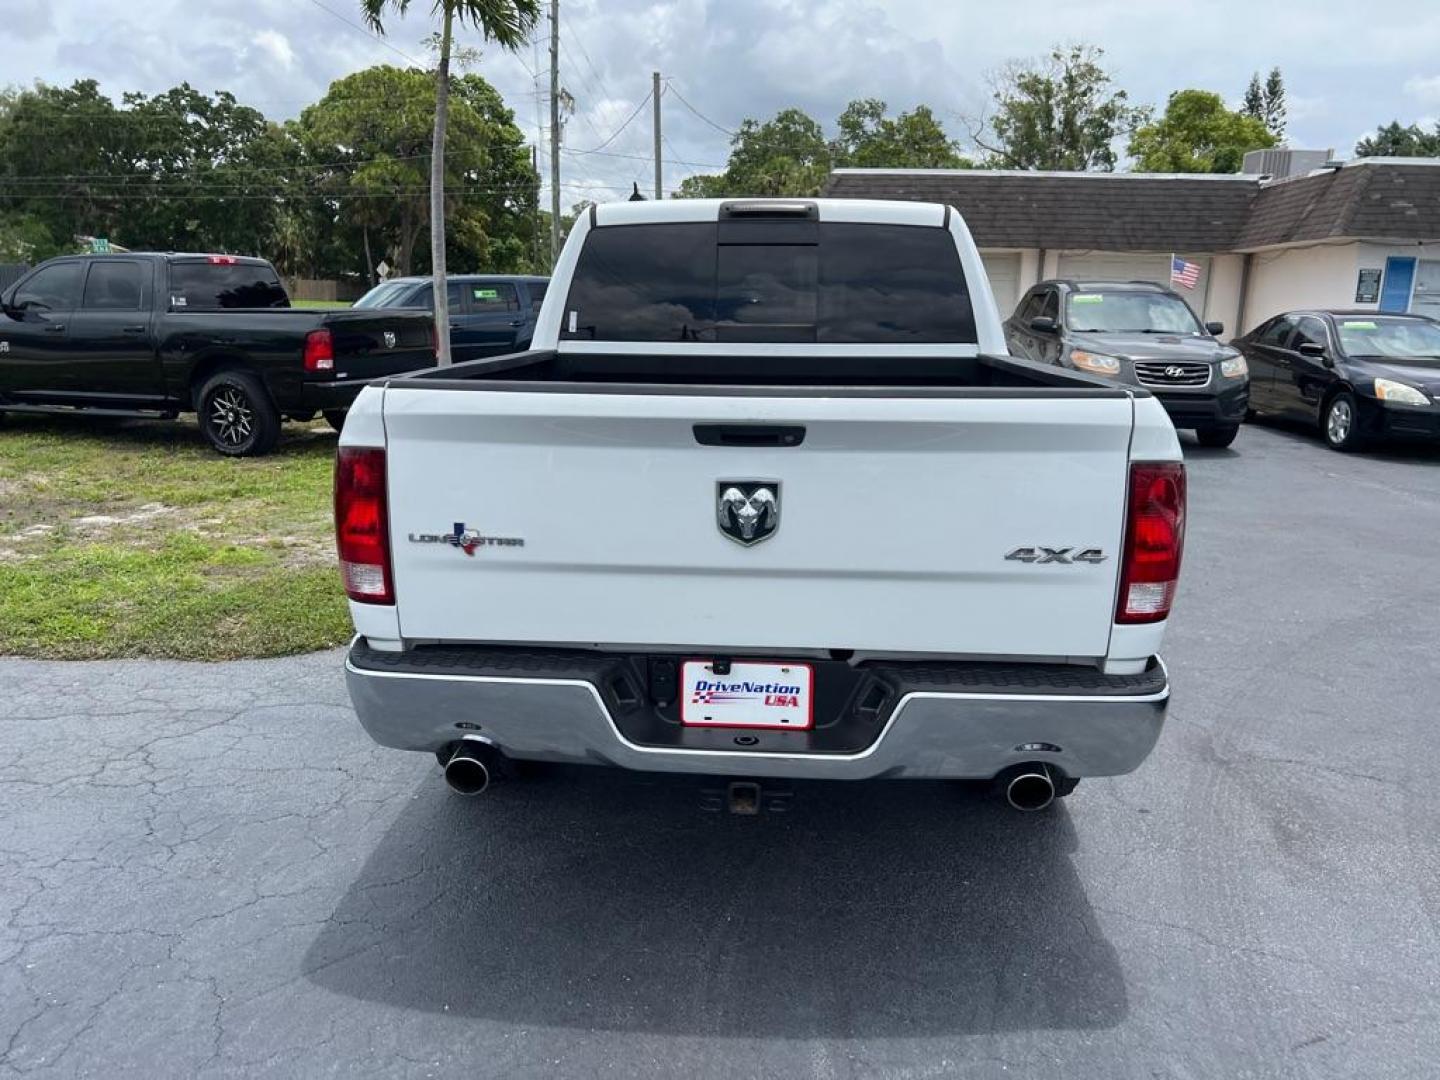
[443,740,498,796]
[1003,764,1057,812]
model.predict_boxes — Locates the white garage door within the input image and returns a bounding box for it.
[1056,251,1210,304]
[979,252,1022,317]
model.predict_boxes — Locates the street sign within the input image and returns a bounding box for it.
[90,237,110,254]
[375,260,391,280]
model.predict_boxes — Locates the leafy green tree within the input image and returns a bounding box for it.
[1129,90,1276,173]
[676,99,970,198]
[832,99,970,168]
[674,173,729,198]
[115,85,274,253]
[445,74,541,275]
[1355,121,1440,157]
[975,45,1149,171]
[299,66,538,280]
[0,80,282,257]
[0,213,57,263]
[0,80,127,252]
[725,108,833,195]
[301,66,449,279]
[360,0,540,366]
[675,108,831,197]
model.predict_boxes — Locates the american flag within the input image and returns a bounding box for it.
[1171,256,1201,290]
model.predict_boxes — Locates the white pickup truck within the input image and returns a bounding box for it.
[336,198,1184,811]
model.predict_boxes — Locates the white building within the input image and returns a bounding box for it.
[827,156,1440,333]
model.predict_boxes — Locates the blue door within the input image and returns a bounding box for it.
[1379,257,1416,312]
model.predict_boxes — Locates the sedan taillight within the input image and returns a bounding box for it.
[1116,462,1186,624]
[334,447,393,605]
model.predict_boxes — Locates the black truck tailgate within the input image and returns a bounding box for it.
[323,309,435,379]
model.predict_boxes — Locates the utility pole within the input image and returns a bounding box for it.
[531,145,541,272]
[652,71,662,199]
[548,0,562,268]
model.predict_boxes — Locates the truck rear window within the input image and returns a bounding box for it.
[169,262,288,310]
[561,222,975,343]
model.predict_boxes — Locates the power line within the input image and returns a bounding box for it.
[0,186,543,202]
[303,0,429,68]
[567,91,653,155]
[664,81,735,138]
[556,40,611,147]
[1,143,538,183]
[561,25,620,105]
[559,145,723,170]
[0,177,685,202]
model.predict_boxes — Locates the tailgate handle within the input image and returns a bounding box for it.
[693,424,805,448]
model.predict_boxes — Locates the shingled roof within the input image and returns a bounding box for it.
[826,169,1260,250]
[1235,163,1440,248]
[825,162,1440,252]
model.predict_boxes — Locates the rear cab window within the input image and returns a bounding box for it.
[82,260,148,310]
[560,222,976,344]
[168,259,288,310]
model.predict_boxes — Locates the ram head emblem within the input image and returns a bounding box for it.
[716,482,780,546]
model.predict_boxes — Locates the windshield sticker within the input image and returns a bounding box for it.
[1342,320,1378,330]
[1072,294,1104,304]
[473,288,499,299]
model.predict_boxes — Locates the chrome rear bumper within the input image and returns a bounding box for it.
[344,641,1168,781]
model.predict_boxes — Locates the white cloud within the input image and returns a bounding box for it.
[251,29,296,70]
[12,0,1440,197]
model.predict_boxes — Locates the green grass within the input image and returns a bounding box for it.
[0,413,350,660]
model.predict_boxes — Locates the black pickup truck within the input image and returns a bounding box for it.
[0,253,436,455]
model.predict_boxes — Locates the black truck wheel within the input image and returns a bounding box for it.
[1195,424,1239,448]
[197,370,281,457]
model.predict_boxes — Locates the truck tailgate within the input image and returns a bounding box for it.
[381,387,1134,658]
[324,311,435,380]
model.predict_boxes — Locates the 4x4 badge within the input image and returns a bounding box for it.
[717,482,780,546]
[1005,546,1106,565]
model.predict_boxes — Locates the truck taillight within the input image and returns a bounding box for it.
[1116,462,1186,624]
[334,447,393,605]
[304,328,334,372]
[207,255,237,265]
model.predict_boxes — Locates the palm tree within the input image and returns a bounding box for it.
[361,0,540,365]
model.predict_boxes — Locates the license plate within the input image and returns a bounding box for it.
[680,660,814,730]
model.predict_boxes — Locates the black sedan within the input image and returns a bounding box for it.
[1235,311,1440,450]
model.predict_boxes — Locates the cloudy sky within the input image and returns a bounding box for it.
[6,0,1440,208]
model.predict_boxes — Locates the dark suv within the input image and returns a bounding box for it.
[1004,280,1250,447]
[353,274,548,364]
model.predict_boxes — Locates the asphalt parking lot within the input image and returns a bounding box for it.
[2,420,1439,1079]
